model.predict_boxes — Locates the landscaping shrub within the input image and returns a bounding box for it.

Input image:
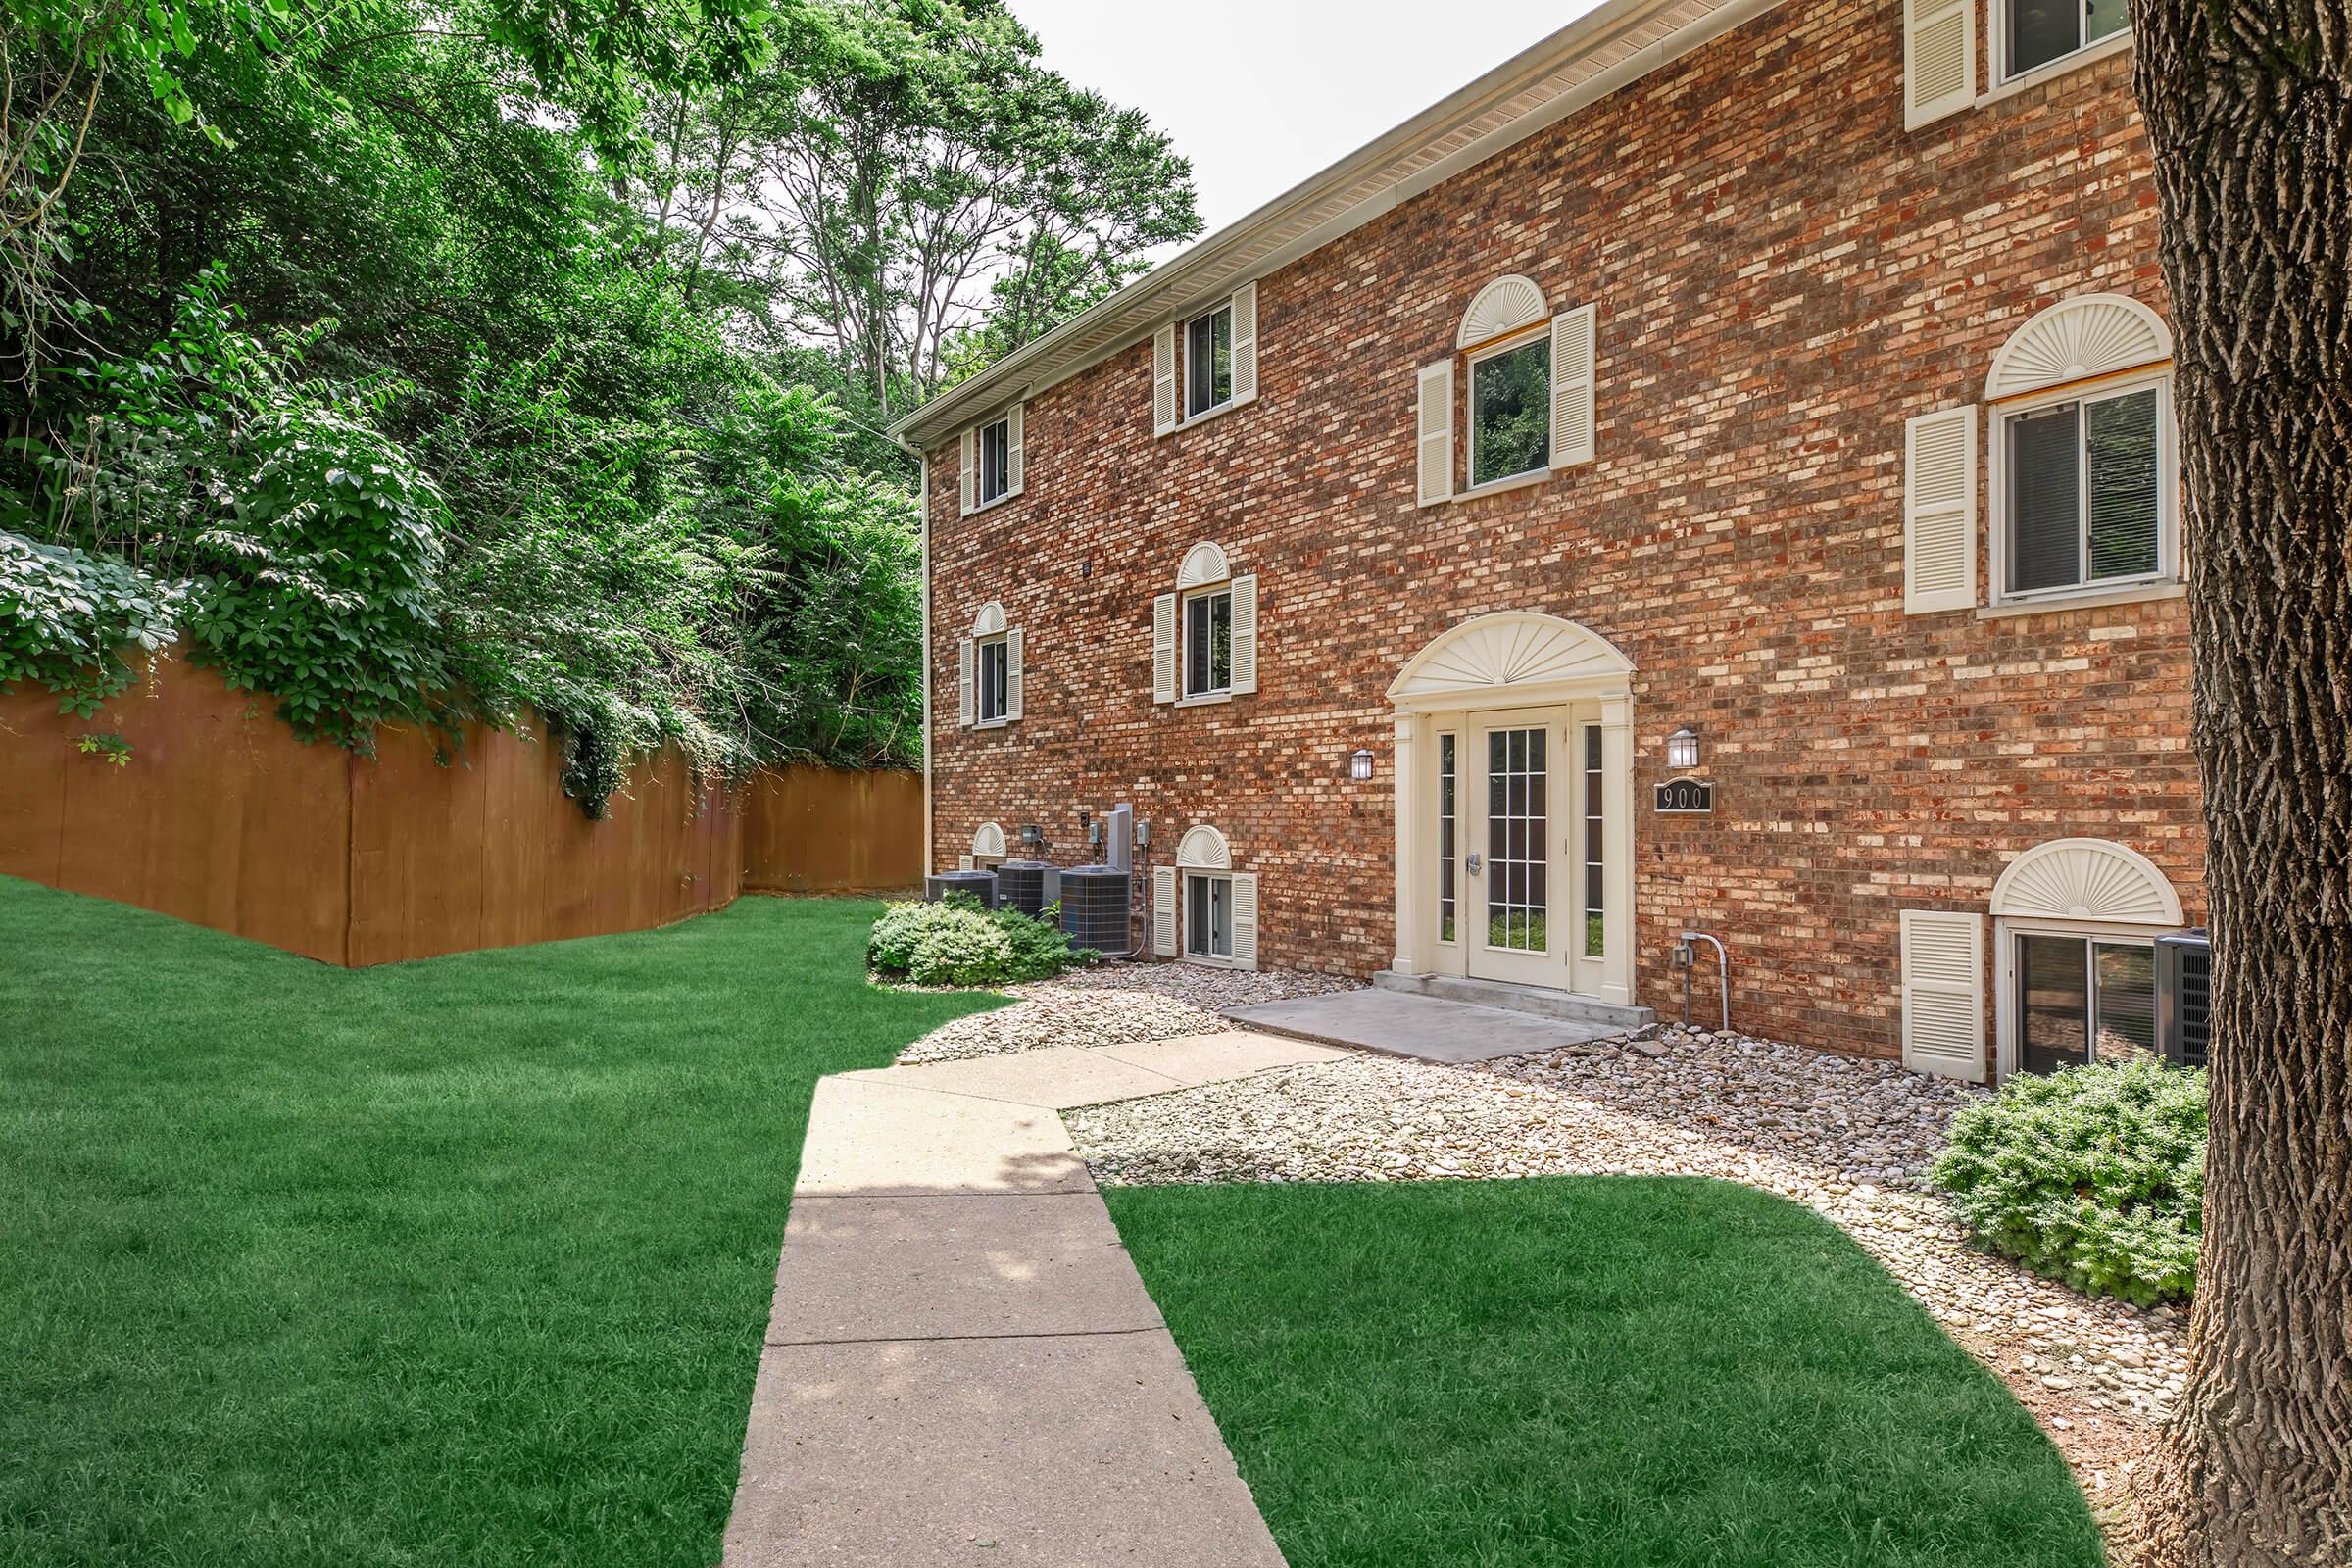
[867,895,1099,988]
[1929,1057,2206,1304]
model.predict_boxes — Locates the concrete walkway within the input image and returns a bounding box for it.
[721,1031,1345,1567]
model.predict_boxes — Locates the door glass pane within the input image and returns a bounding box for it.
[2019,933,2090,1073]
[1438,735,1457,942]
[2086,388,2161,581]
[2008,0,2081,74]
[2008,402,2083,592]
[1485,726,1547,952]
[1469,337,1551,487]
[2093,943,2157,1061]
[1582,724,1604,958]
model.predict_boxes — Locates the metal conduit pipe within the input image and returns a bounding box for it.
[1676,931,1730,1035]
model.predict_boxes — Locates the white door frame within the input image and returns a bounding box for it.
[1388,613,1637,1005]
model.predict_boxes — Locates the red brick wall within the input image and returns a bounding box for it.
[922,0,2204,1064]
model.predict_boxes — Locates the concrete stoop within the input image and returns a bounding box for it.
[1223,981,1649,1065]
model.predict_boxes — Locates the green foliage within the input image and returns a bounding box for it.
[867,893,1097,987]
[1929,1057,2206,1305]
[0,532,184,716]
[74,731,134,765]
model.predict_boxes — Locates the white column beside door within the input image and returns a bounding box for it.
[1391,713,1424,974]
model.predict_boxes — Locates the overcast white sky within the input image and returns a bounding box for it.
[1007,0,1611,243]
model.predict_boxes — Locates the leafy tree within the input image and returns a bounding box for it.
[2126,1,2352,1563]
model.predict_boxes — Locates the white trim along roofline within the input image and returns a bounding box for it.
[887,0,1789,453]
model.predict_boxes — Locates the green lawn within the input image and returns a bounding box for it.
[0,876,998,1568]
[1106,1178,2104,1568]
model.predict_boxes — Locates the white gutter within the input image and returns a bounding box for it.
[887,0,1784,452]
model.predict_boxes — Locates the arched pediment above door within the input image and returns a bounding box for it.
[1386,612,1635,711]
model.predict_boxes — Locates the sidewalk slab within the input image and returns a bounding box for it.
[844,1046,1187,1110]
[767,1193,1163,1343]
[793,1077,1090,1196]
[1225,987,1627,1063]
[722,1332,1286,1567]
[1096,1030,1350,1087]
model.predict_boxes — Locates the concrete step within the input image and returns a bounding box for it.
[1223,987,1636,1065]
[1371,969,1655,1031]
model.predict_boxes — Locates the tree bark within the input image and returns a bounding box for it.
[2127,3,2352,1564]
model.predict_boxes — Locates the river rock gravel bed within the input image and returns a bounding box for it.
[1064,1024,2190,1450]
[894,961,1360,1064]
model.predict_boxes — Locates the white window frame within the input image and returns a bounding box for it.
[1180,582,1233,703]
[1462,324,1552,494]
[973,631,1010,727]
[1184,871,1236,964]
[1993,917,2163,1078]
[1184,300,1236,419]
[1436,729,1459,946]
[974,415,1012,509]
[1988,368,2177,608]
[1994,0,2130,84]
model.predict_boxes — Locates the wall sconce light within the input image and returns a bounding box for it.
[1020,823,1043,848]
[1667,728,1701,771]
[1349,748,1376,782]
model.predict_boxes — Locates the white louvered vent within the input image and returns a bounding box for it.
[1152,866,1178,956]
[1900,908,1986,1083]
[1903,405,1978,613]
[1904,0,1976,129]
[1229,574,1259,695]
[1153,325,1178,435]
[1231,282,1258,406]
[1152,593,1178,704]
[1416,360,1454,506]
[1549,304,1596,468]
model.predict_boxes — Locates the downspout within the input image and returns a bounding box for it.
[916,450,932,880]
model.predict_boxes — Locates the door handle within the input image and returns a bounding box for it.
[1466,853,1483,875]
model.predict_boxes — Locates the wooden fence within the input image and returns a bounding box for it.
[0,658,919,964]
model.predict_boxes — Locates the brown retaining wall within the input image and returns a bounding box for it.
[0,658,916,964]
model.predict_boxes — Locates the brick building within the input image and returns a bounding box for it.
[889,0,2203,1083]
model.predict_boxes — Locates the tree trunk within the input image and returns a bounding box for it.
[2127,4,2352,1564]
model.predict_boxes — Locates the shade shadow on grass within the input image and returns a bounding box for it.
[0,877,1002,1567]
[1106,1176,2103,1568]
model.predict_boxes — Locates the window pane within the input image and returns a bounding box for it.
[2008,0,2081,74]
[1582,723,1604,958]
[1469,337,1551,487]
[2085,0,2129,43]
[1187,308,1232,415]
[1208,593,1231,690]
[2087,388,2161,581]
[2019,933,2090,1073]
[2008,403,2082,593]
[979,420,1007,502]
[1187,874,1209,956]
[1209,877,1232,957]
[1184,595,1214,695]
[978,640,1006,721]
[2093,943,2157,1061]
[1438,734,1456,942]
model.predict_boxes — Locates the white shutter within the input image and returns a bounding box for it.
[959,428,978,515]
[1153,324,1179,435]
[1004,627,1023,721]
[1231,282,1258,406]
[1152,592,1178,704]
[1549,304,1597,468]
[1904,0,1976,129]
[1229,574,1258,696]
[1904,405,1979,613]
[957,637,975,727]
[1004,403,1024,497]
[1900,908,1986,1083]
[1152,866,1178,956]
[1230,873,1259,972]
[1416,360,1454,507]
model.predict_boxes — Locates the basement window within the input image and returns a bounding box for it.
[1186,872,1233,961]
[2016,932,2156,1072]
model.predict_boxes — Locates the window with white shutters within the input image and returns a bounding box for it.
[1423,282,1597,505]
[963,603,1021,728]
[1158,547,1256,704]
[1170,825,1256,971]
[2000,0,2128,81]
[964,404,1024,512]
[1155,282,1259,434]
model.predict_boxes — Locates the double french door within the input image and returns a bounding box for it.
[1455,704,1610,991]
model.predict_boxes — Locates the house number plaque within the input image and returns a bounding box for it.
[1654,776,1713,813]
